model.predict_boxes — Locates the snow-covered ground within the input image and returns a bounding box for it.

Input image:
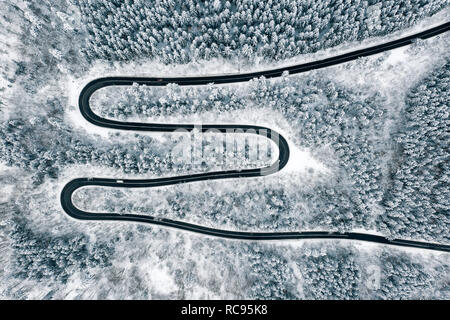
[1,1,449,300]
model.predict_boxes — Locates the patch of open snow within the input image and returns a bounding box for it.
[0,185,14,203]
[284,142,330,176]
[330,32,450,99]
[145,265,178,296]
[0,163,8,172]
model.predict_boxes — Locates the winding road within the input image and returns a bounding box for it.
[61,22,450,252]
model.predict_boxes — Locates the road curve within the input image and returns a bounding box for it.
[61,22,450,253]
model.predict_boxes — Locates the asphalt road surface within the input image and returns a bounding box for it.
[61,22,450,252]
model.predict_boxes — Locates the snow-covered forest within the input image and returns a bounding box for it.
[379,62,450,243]
[77,0,447,62]
[0,0,449,299]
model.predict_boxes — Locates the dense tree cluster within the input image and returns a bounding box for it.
[76,0,448,63]
[92,83,244,120]
[244,246,295,299]
[0,114,173,185]
[299,247,361,299]
[377,251,436,299]
[0,107,269,188]
[378,61,449,242]
[9,218,114,283]
[73,185,300,232]
[252,76,387,230]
